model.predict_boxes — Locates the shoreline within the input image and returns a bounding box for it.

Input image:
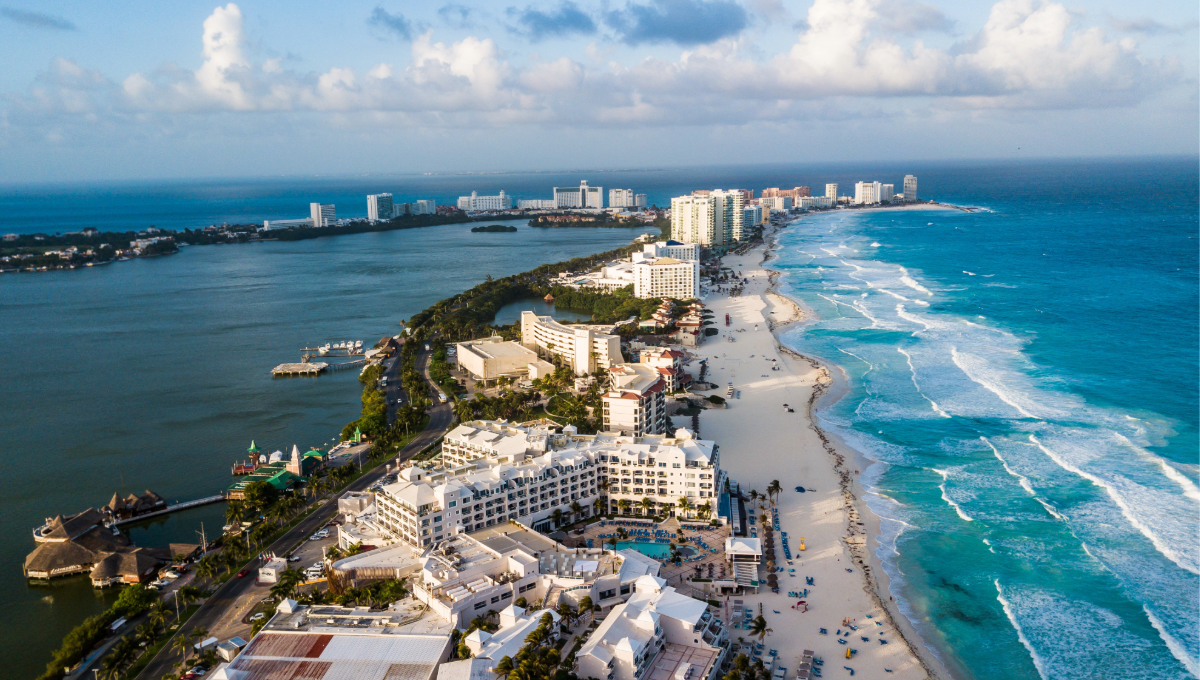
[759,223,955,679]
[691,222,950,679]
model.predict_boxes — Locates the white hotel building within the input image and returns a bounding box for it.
[576,578,727,680]
[378,420,723,544]
[632,257,699,300]
[602,364,667,436]
[609,189,635,208]
[458,191,514,211]
[520,311,622,376]
[376,428,599,543]
[367,193,393,221]
[555,181,604,209]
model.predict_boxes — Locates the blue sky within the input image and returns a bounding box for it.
[0,0,1195,182]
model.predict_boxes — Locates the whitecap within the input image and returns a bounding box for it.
[931,468,974,521]
[1029,435,1199,575]
[898,348,951,418]
[871,242,881,247]
[994,580,1049,680]
[949,347,1041,419]
[1143,604,1200,678]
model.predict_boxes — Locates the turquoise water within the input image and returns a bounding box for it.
[0,219,652,679]
[617,541,674,559]
[771,161,1198,679]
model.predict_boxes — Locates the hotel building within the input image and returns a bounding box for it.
[519,311,622,376]
[555,181,604,209]
[670,195,720,247]
[632,257,700,300]
[904,175,918,201]
[610,189,635,208]
[310,203,336,227]
[457,191,513,211]
[367,193,393,221]
[602,364,667,436]
[854,181,881,205]
[575,577,727,680]
[825,183,838,201]
[375,440,599,544]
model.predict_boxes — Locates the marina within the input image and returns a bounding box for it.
[299,340,364,356]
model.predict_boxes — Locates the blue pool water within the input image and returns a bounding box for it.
[771,159,1198,680]
[616,541,693,560]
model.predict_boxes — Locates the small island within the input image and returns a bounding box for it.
[471,224,519,233]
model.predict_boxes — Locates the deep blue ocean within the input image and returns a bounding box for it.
[772,160,1199,679]
[0,158,1195,679]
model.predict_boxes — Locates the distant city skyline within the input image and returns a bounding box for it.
[0,0,1195,182]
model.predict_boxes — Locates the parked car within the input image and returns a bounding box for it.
[249,613,265,622]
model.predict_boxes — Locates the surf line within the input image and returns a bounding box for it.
[1029,435,1198,576]
[898,348,951,418]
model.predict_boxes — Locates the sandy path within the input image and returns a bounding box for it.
[681,233,939,680]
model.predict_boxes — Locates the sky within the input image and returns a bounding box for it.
[0,0,1196,183]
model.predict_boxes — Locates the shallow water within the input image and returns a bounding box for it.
[771,161,1199,679]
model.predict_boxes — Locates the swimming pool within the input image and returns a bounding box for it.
[615,541,695,560]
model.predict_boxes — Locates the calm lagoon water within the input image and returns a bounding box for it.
[0,219,652,679]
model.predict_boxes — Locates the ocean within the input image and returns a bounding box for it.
[0,158,1194,679]
[771,159,1199,679]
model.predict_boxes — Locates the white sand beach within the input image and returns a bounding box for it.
[679,226,949,679]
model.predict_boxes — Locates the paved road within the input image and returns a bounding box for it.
[135,387,452,680]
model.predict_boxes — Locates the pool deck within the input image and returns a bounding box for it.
[574,516,733,592]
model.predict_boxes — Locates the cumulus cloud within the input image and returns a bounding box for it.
[369,6,418,41]
[3,0,1178,140]
[607,0,748,46]
[1,7,76,30]
[506,2,597,41]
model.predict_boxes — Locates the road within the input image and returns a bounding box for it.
[135,378,452,680]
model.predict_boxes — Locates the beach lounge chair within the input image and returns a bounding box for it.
[819,628,827,635]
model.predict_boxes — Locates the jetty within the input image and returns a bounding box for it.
[110,495,224,526]
[272,361,329,376]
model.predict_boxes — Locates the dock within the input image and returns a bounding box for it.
[110,495,224,525]
[272,362,329,376]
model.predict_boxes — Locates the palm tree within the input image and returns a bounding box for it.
[171,630,193,659]
[195,557,217,583]
[177,585,203,608]
[767,480,782,505]
[453,398,474,423]
[225,500,245,525]
[570,501,584,521]
[148,600,170,631]
[749,489,759,504]
[578,595,594,612]
[552,508,564,528]
[697,502,712,520]
[748,615,772,644]
[640,497,655,517]
[617,499,632,515]
[677,496,693,519]
[495,656,515,678]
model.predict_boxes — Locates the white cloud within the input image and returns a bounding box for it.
[2,0,1178,139]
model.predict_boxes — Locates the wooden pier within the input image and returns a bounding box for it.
[111,494,224,526]
[272,362,329,376]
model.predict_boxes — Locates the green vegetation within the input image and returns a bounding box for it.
[35,585,163,680]
[471,224,519,233]
[705,395,726,405]
[723,654,772,680]
[546,285,671,324]
[528,213,643,229]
